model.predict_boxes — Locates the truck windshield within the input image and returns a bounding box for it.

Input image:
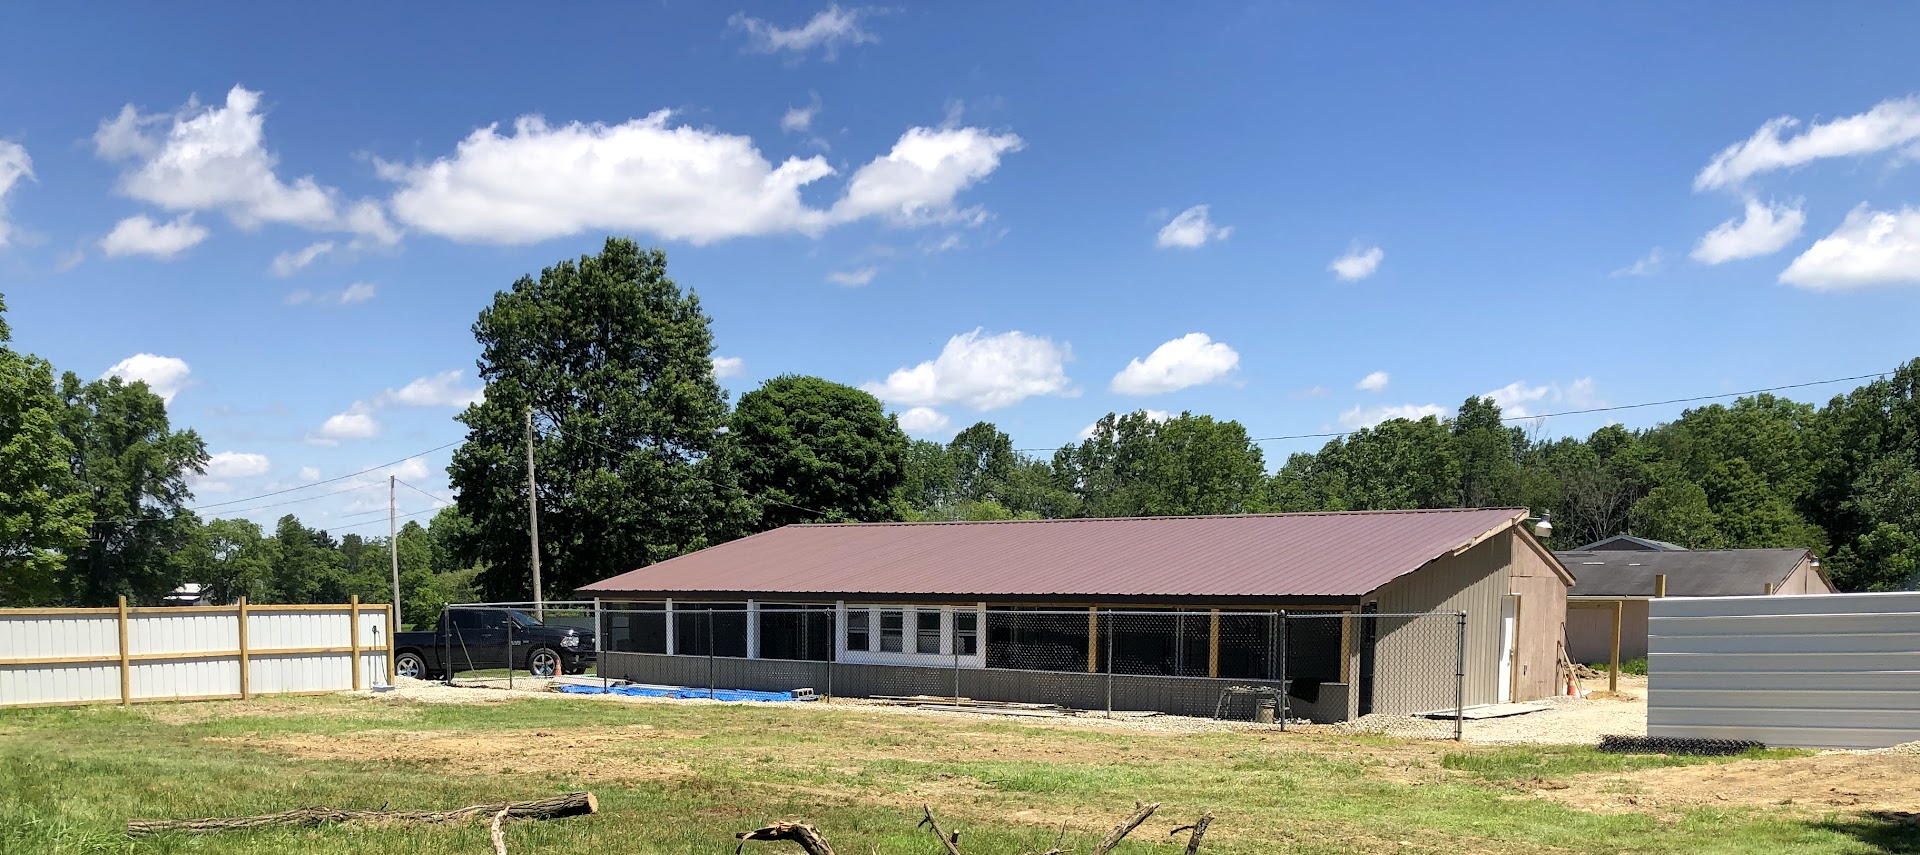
[505,610,542,628]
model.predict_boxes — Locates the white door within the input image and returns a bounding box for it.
[1497,595,1518,704]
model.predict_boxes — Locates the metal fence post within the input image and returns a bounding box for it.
[707,608,716,700]
[506,611,514,691]
[442,606,453,687]
[1278,610,1289,731]
[1104,610,1115,718]
[1454,611,1467,742]
[951,623,961,704]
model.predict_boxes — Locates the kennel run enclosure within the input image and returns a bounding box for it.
[593,603,1471,732]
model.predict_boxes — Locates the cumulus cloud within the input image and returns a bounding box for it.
[1611,248,1665,277]
[93,86,398,244]
[1691,198,1805,264]
[0,140,30,248]
[863,328,1073,411]
[711,356,746,379]
[1695,96,1920,192]
[379,369,482,408]
[827,267,877,286]
[102,353,192,403]
[1356,371,1390,393]
[1109,333,1239,395]
[1330,244,1385,281]
[204,451,271,479]
[270,240,334,276]
[830,126,1023,226]
[782,93,822,133]
[1292,386,1330,400]
[98,214,209,259]
[1481,378,1604,418]
[1339,403,1447,430]
[298,466,321,482]
[286,282,375,306]
[896,406,950,434]
[1155,205,1231,249]
[731,4,876,59]
[1077,408,1170,441]
[308,405,380,446]
[1780,205,1920,290]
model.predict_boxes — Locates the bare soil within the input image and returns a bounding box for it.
[1542,753,1920,816]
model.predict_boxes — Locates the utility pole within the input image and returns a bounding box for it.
[389,475,401,627]
[525,407,543,618]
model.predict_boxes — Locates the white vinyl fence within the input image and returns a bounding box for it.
[1648,591,1920,749]
[0,597,393,709]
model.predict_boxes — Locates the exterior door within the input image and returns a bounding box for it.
[1498,595,1518,704]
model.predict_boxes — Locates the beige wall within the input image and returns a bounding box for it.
[1777,556,1837,594]
[1567,599,1649,662]
[1506,530,1570,701]
[1370,533,1508,713]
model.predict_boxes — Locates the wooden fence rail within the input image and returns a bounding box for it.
[0,597,395,709]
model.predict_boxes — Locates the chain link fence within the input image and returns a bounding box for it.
[423,602,598,689]
[595,604,1473,737]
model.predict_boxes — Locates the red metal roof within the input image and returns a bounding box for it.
[581,508,1530,600]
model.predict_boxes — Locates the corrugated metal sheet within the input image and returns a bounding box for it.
[584,508,1528,599]
[1372,534,1502,711]
[1648,591,1920,750]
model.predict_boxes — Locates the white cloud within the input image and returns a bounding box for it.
[1695,96,1920,192]
[0,140,30,248]
[1330,244,1385,281]
[1691,198,1805,264]
[309,405,380,446]
[1780,204,1920,290]
[863,328,1073,410]
[298,466,321,482]
[1154,205,1231,249]
[1339,403,1446,429]
[731,4,876,59]
[711,356,746,379]
[1077,408,1170,441]
[270,240,335,276]
[1564,378,1603,408]
[1356,371,1390,393]
[827,267,877,286]
[1611,248,1665,277]
[102,353,192,403]
[1109,333,1239,395]
[204,451,271,479]
[896,406,950,434]
[286,282,375,306]
[380,370,482,408]
[1292,385,1329,400]
[94,86,398,244]
[782,93,822,133]
[831,126,1023,226]
[98,213,210,260]
[1481,377,1605,418]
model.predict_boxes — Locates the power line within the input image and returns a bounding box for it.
[326,506,440,533]
[395,478,456,507]
[188,440,460,511]
[1014,368,1893,452]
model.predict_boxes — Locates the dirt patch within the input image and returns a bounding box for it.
[209,723,695,783]
[1542,753,1920,815]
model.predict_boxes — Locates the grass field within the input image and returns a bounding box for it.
[1,694,1912,854]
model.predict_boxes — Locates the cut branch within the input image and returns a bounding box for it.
[127,792,597,837]
[491,808,510,855]
[1170,811,1214,855]
[917,804,964,855]
[735,821,838,855]
[1091,801,1159,855]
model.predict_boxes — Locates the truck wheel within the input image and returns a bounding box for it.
[527,647,562,678]
[395,651,428,680]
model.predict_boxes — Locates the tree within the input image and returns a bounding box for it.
[1453,396,1523,508]
[449,238,749,600]
[898,439,957,516]
[947,422,1017,506]
[732,375,907,530]
[189,518,278,604]
[1629,481,1721,548]
[1057,412,1266,517]
[57,373,207,606]
[268,515,347,603]
[0,297,91,606]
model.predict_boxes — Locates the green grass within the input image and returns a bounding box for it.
[1586,658,1650,676]
[1441,744,1806,781]
[0,696,1908,854]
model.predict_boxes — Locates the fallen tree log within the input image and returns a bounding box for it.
[127,792,597,837]
[735,821,837,855]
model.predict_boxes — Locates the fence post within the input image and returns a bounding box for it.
[1610,599,1623,694]
[1104,610,1114,719]
[951,615,961,704]
[1454,611,1467,741]
[117,595,131,706]
[349,595,362,691]
[237,597,251,700]
[1277,611,1288,731]
[442,606,453,687]
[506,610,514,691]
[385,603,396,686]
[707,609,716,700]
[596,599,608,691]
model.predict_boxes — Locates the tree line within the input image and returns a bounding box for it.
[2,239,1914,611]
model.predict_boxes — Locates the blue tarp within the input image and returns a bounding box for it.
[557,684,808,703]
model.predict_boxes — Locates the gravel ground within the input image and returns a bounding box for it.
[1323,676,1649,745]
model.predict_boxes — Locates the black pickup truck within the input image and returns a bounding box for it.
[393,607,595,679]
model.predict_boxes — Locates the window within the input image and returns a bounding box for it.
[846,609,870,652]
[600,602,666,654]
[449,609,489,633]
[879,610,904,652]
[953,611,979,656]
[916,609,942,654]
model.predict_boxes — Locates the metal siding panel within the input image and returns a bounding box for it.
[1647,724,1920,751]
[1658,689,1920,711]
[1655,592,1920,618]
[1653,671,1920,692]
[1654,612,1920,637]
[1371,536,1504,712]
[1657,631,1920,655]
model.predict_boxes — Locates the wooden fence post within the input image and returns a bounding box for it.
[1654,574,1667,598]
[1085,607,1100,674]
[117,595,132,706]
[386,603,397,684]
[349,595,362,691]
[1207,609,1221,678]
[1609,599,1622,693]
[238,597,252,700]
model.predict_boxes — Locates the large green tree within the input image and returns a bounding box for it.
[187,518,278,605]
[732,375,908,530]
[1057,411,1266,517]
[0,298,91,606]
[57,373,207,606]
[449,238,749,599]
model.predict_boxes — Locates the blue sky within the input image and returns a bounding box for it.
[3,3,1920,531]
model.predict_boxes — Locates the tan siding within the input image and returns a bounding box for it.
[1370,534,1508,712]
[1568,599,1650,662]
[1506,530,1570,701]
[1778,558,1836,594]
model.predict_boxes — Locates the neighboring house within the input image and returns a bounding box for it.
[162,583,213,607]
[581,508,1573,721]
[1576,534,1688,552]
[1558,547,1835,663]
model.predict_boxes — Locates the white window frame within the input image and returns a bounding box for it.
[836,603,987,668]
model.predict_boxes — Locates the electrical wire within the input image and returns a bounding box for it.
[395,478,456,506]
[187,440,461,511]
